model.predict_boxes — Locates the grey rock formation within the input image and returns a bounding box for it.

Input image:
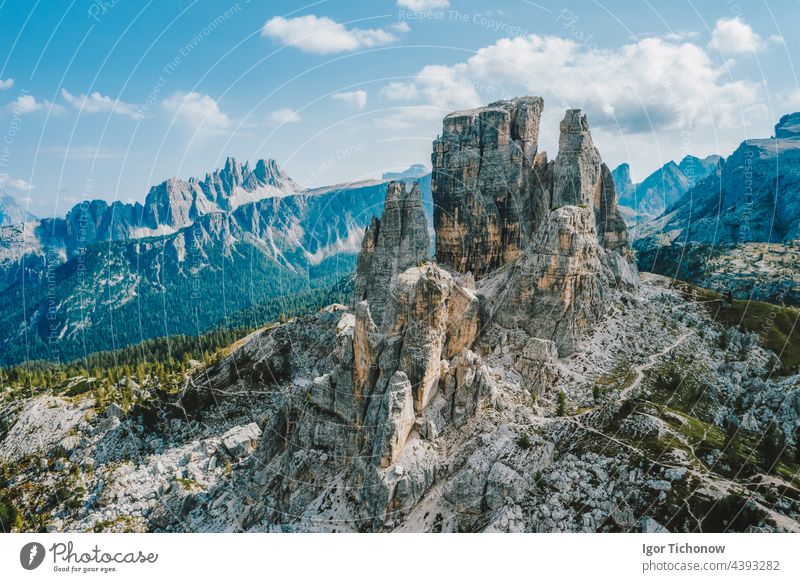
[775,112,800,139]
[598,163,630,254]
[451,106,638,355]
[433,96,544,278]
[352,181,431,326]
[371,371,416,468]
[432,102,633,297]
[551,109,603,209]
[477,206,612,356]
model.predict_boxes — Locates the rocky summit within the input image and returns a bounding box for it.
[2,98,800,534]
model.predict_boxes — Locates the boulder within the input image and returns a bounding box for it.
[221,423,262,458]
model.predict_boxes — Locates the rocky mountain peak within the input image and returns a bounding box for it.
[0,193,35,226]
[382,163,429,181]
[551,108,603,210]
[775,112,800,139]
[352,180,431,326]
[179,96,637,528]
[433,96,544,279]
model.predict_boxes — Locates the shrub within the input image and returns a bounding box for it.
[556,391,567,416]
[0,497,22,532]
[516,433,533,449]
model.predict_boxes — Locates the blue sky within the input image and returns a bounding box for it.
[0,0,798,217]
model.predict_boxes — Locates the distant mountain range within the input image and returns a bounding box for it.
[633,112,800,305]
[0,160,432,365]
[0,193,35,227]
[4,110,799,366]
[612,154,721,223]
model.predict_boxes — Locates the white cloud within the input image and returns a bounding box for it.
[376,66,481,128]
[5,94,59,114]
[781,88,800,109]
[0,78,13,90]
[269,107,301,124]
[162,91,230,129]
[397,0,449,10]
[262,15,403,54]
[332,90,368,110]
[381,81,419,100]
[709,17,776,53]
[5,177,34,191]
[61,89,143,119]
[392,34,763,133]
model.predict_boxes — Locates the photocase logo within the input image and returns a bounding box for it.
[20,542,46,570]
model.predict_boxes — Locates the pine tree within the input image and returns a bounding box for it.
[556,390,567,416]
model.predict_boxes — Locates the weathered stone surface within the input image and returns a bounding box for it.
[371,371,416,468]
[514,337,559,393]
[433,97,544,279]
[221,423,262,458]
[597,163,630,255]
[352,181,431,326]
[439,349,492,427]
[477,206,611,356]
[551,109,603,210]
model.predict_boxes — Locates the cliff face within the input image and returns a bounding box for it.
[432,97,544,279]
[352,181,431,326]
[433,101,630,283]
[433,100,635,355]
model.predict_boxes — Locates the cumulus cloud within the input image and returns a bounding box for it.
[61,89,143,119]
[332,90,368,110]
[5,94,59,114]
[381,81,419,100]
[397,0,449,10]
[262,15,403,54]
[269,107,301,124]
[162,91,230,129]
[0,78,13,89]
[376,65,483,128]
[4,177,34,191]
[389,34,763,133]
[708,17,777,53]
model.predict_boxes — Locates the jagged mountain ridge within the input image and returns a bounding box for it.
[0,193,35,227]
[633,112,800,304]
[15,158,299,264]
[0,164,433,365]
[612,154,721,223]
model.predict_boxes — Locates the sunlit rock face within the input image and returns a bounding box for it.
[432,96,544,279]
